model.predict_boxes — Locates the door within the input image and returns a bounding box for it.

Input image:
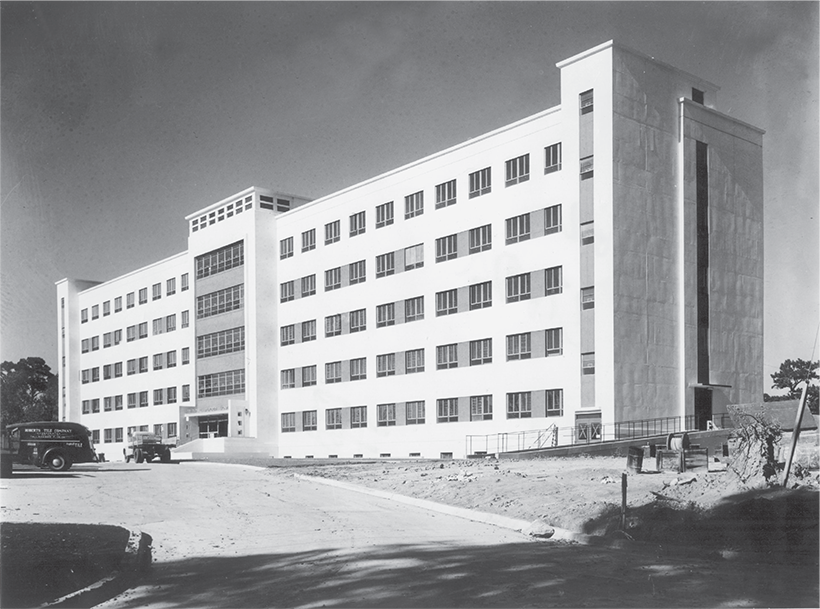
[694,388,712,431]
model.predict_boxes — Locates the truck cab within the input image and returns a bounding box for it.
[0,421,98,474]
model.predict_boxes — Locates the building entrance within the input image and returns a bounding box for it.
[694,388,713,431]
[199,415,228,438]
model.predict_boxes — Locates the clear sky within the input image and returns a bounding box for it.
[1,1,818,391]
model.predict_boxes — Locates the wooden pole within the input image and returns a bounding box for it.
[621,472,627,530]
[783,384,809,488]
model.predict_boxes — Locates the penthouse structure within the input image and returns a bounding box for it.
[56,41,764,460]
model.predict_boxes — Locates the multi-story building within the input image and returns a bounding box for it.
[56,41,764,460]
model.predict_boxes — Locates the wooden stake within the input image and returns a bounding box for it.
[783,384,809,488]
[621,472,627,530]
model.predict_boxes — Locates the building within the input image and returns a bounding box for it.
[56,41,764,460]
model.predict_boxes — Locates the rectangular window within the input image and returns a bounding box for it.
[546,328,563,356]
[152,283,162,301]
[281,369,296,389]
[153,318,164,336]
[404,244,424,270]
[153,353,164,370]
[469,167,492,198]
[181,310,189,328]
[91,336,99,351]
[154,424,163,436]
[469,224,492,254]
[114,297,122,312]
[301,319,317,342]
[506,213,531,244]
[326,408,342,430]
[303,410,317,431]
[581,286,595,309]
[580,155,594,178]
[167,386,177,404]
[376,252,395,278]
[126,292,135,309]
[82,399,90,413]
[103,333,112,348]
[138,322,148,339]
[127,393,137,409]
[139,391,148,408]
[377,353,396,377]
[103,397,112,412]
[506,273,531,302]
[103,365,112,380]
[434,178,457,209]
[435,234,458,262]
[406,401,425,425]
[436,344,458,370]
[81,369,90,385]
[138,288,148,305]
[580,89,594,114]
[349,260,366,285]
[280,237,294,259]
[302,365,317,387]
[376,303,395,328]
[377,403,396,427]
[405,349,425,374]
[182,385,190,402]
[545,143,562,174]
[507,392,532,418]
[113,329,122,345]
[437,398,458,423]
[281,412,296,433]
[469,281,492,310]
[198,285,244,317]
[280,281,295,303]
[545,204,562,234]
[166,278,176,296]
[165,424,175,438]
[103,429,112,443]
[197,327,245,358]
[505,154,530,186]
[436,289,458,316]
[325,361,342,384]
[301,275,316,298]
[154,388,164,405]
[91,367,100,383]
[182,347,190,365]
[469,338,492,366]
[350,406,367,428]
[582,352,595,375]
[197,370,245,398]
[325,220,340,244]
[91,304,99,319]
[181,273,189,291]
[166,314,176,332]
[692,88,705,105]
[103,300,111,316]
[301,229,316,252]
[507,333,532,360]
[114,395,123,411]
[405,191,423,219]
[81,308,88,323]
[350,211,366,237]
[470,395,493,421]
[546,389,564,416]
[350,357,366,381]
[127,359,136,376]
[196,241,244,279]
[546,266,563,295]
[349,309,366,333]
[82,339,90,353]
[167,350,177,367]
[325,267,341,291]
[405,296,424,322]
[376,201,394,228]
[325,314,342,338]
[114,362,122,378]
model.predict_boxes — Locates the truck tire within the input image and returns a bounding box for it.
[45,451,72,472]
[160,448,171,463]
[134,449,144,464]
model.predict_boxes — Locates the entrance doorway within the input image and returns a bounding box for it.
[199,415,228,438]
[694,388,713,431]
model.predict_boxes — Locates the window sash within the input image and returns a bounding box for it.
[350,211,366,236]
[506,274,531,302]
[405,296,424,322]
[470,395,493,420]
[301,275,316,297]
[505,154,530,186]
[376,201,394,228]
[469,281,492,310]
[325,315,342,337]
[350,405,367,427]
[469,167,492,198]
[404,244,424,270]
[436,344,458,369]
[325,361,342,383]
[325,267,342,291]
[326,408,342,429]
[377,303,395,328]
[406,401,425,424]
[436,398,458,422]
[349,309,366,333]
[325,220,341,244]
[507,333,532,360]
[301,229,316,252]
[469,339,492,365]
[435,180,457,209]
[546,328,563,356]
[545,143,562,174]
[405,191,424,219]
[436,289,458,316]
[435,235,458,262]
[349,260,366,284]
[376,252,395,278]
[545,204,562,234]
[405,349,424,373]
[377,403,396,426]
[469,224,492,254]
[546,266,563,295]
[507,392,533,418]
[377,354,396,377]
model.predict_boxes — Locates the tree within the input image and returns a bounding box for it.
[0,357,58,428]
[768,358,819,415]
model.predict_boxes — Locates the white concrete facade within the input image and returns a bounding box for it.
[57,41,764,460]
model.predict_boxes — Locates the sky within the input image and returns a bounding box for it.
[1,1,818,392]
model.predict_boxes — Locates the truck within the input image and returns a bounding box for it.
[124,431,174,463]
[1,421,98,475]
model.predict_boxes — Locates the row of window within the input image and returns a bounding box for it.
[80,348,191,383]
[281,389,564,432]
[279,143,563,262]
[80,275,190,324]
[81,311,190,353]
[91,422,178,445]
[197,369,245,398]
[195,241,244,279]
[81,385,191,413]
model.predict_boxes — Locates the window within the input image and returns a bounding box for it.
[165,423,175,438]
[103,364,112,380]
[545,143,562,174]
[301,319,317,342]
[692,88,705,105]
[376,201,394,228]
[404,244,424,270]
[167,278,176,296]
[325,314,342,338]
[406,401,425,425]
[506,154,530,186]
[507,333,532,360]
[138,322,148,339]
[103,333,112,349]
[581,286,595,309]
[469,167,491,198]
[405,296,424,322]
[127,393,137,409]
[351,405,367,428]
[114,362,122,378]
[405,191,423,219]
[349,260,366,285]
[90,336,99,351]
[154,388,164,405]
[506,212,532,244]
[181,273,189,291]
[581,222,594,245]
[199,285,244,317]
[349,309,366,333]
[469,281,492,310]
[469,224,492,254]
[280,281,295,303]
[436,289,458,316]
[302,410,317,431]
[580,155,594,178]
[167,386,177,404]
[81,308,88,323]
[376,252,395,278]
[350,357,366,381]
[325,361,342,384]
[113,329,122,345]
[546,328,563,356]
[126,326,136,342]
[182,385,190,402]
[139,288,148,304]
[506,273,531,302]
[580,89,594,114]
[302,365,317,387]
[166,314,176,333]
[436,344,458,370]
[469,338,492,366]
[435,179,457,209]
[152,283,162,301]
[507,392,532,418]
[470,395,493,421]
[181,310,189,328]
[301,229,316,252]
[139,391,148,408]
[154,424,163,436]
[301,275,316,298]
[325,220,341,244]
[103,300,111,316]
[82,339,89,353]
[92,368,100,383]
[281,412,296,433]
[350,211,366,237]
[281,369,296,389]
[545,204,562,234]
[197,370,245,398]
[114,297,122,313]
[198,327,245,358]
[127,359,136,376]
[126,292,135,309]
[546,389,563,416]
[435,234,458,262]
[546,266,563,295]
[405,349,425,374]
[153,353,164,370]
[103,429,112,443]
[280,237,294,259]
[376,303,395,328]
[82,399,90,413]
[103,398,113,414]
[182,347,190,364]
[437,398,458,423]
[196,241,244,279]
[378,403,396,426]
[91,305,99,320]
[153,318,164,336]
[326,408,342,430]
[325,267,341,291]
[377,353,395,377]
[582,352,595,375]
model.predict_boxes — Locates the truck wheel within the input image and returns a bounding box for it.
[125,455,132,463]
[134,449,144,464]
[45,451,72,472]
[160,448,171,463]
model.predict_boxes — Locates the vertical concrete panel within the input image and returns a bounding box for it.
[581,308,595,353]
[580,243,595,286]
[458,396,470,422]
[396,401,407,426]
[457,341,470,367]
[457,286,469,313]
[530,270,545,298]
[394,249,406,274]
[531,209,545,238]
[396,299,406,324]
[580,179,594,223]
[341,407,351,429]
[580,113,594,158]
[341,265,350,287]
[341,359,350,382]
[531,331,546,359]
[397,350,406,375]
[457,231,470,259]
[581,374,595,409]
[295,411,303,433]
[532,390,546,418]
[295,321,303,344]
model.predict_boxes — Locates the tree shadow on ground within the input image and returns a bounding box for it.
[109,537,817,609]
